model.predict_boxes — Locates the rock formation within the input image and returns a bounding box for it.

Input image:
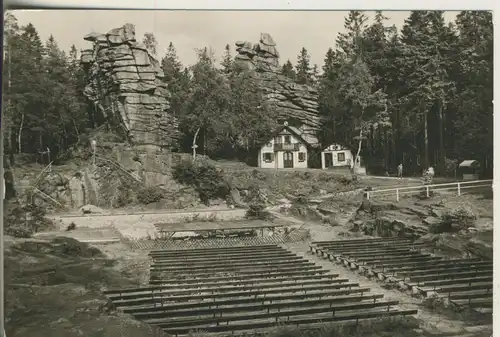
[234,33,322,146]
[80,23,178,150]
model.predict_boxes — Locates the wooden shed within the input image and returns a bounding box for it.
[459,160,481,180]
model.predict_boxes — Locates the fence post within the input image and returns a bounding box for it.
[396,189,400,202]
[457,183,461,196]
[426,186,430,198]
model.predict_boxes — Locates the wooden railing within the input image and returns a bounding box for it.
[365,180,492,202]
[274,143,300,151]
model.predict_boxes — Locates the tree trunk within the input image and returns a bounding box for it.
[17,113,24,154]
[7,44,12,157]
[192,128,201,163]
[437,100,445,175]
[384,128,389,171]
[354,127,363,174]
[424,109,429,170]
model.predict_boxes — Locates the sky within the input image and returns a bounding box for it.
[12,10,460,68]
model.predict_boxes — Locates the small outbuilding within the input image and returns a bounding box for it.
[321,143,354,170]
[458,160,481,180]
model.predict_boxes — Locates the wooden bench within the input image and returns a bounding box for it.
[150,258,309,271]
[108,278,352,301]
[397,264,492,278]
[152,254,303,267]
[381,259,489,273]
[149,245,281,257]
[136,294,386,320]
[313,240,415,250]
[151,264,324,279]
[123,287,373,314]
[114,283,363,307]
[161,309,418,336]
[151,250,294,262]
[152,300,400,329]
[108,274,342,298]
[409,270,493,284]
[312,237,410,245]
[418,276,493,289]
[149,269,336,285]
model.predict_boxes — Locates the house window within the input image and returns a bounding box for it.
[337,152,346,162]
[263,152,274,163]
[284,135,291,144]
[274,136,282,144]
[298,152,306,162]
[267,142,272,148]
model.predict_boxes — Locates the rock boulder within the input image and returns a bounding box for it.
[81,24,179,149]
[234,33,322,144]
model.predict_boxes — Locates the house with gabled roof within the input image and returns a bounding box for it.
[257,122,319,169]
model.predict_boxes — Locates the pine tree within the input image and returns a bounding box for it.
[336,11,369,59]
[142,32,157,56]
[281,60,296,80]
[451,11,493,174]
[162,42,183,82]
[311,64,319,86]
[3,12,20,158]
[161,42,189,120]
[10,23,47,154]
[220,44,233,74]
[399,11,455,171]
[318,47,342,144]
[295,47,312,85]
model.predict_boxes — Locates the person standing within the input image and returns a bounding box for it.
[397,163,403,179]
[428,166,435,180]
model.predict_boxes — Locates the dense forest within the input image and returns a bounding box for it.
[2,11,493,177]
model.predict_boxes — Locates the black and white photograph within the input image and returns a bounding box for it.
[2,8,494,337]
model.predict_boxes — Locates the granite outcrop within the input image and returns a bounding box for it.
[80,23,178,149]
[234,33,322,146]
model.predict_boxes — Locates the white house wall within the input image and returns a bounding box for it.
[321,144,353,169]
[259,147,276,169]
[258,132,309,169]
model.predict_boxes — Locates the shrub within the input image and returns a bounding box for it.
[441,206,477,229]
[137,186,165,205]
[245,184,271,220]
[172,160,231,205]
[422,293,446,310]
[114,183,134,207]
[246,203,271,220]
[4,202,54,238]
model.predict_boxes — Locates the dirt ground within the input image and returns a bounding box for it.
[4,236,157,337]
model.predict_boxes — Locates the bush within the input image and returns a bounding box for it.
[4,202,54,238]
[245,184,271,220]
[172,160,231,205]
[114,182,134,207]
[441,206,477,229]
[137,186,165,205]
[246,203,271,220]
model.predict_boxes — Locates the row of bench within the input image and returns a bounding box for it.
[310,237,493,312]
[105,244,417,335]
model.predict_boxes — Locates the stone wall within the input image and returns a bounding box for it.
[234,33,322,145]
[80,23,178,149]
